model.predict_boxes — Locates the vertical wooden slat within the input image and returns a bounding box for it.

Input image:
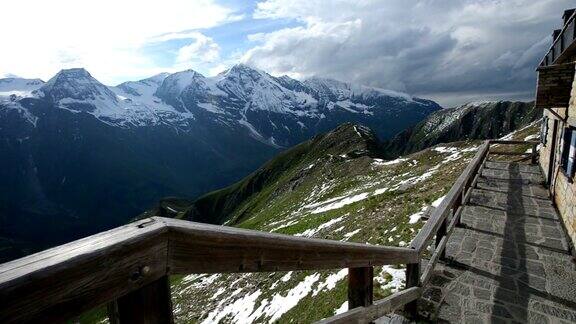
[115,275,174,324]
[107,301,120,324]
[532,143,538,165]
[348,267,373,309]
[404,262,420,318]
[436,219,447,260]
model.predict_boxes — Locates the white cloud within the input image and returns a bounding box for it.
[176,33,221,64]
[0,0,239,84]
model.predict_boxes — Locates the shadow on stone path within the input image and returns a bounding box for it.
[417,160,576,323]
[492,163,528,322]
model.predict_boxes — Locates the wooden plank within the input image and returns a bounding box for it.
[116,275,174,324]
[404,263,420,318]
[317,287,422,324]
[410,142,489,253]
[464,172,481,204]
[107,302,120,324]
[420,206,463,286]
[488,140,540,145]
[348,267,373,309]
[0,218,170,323]
[435,218,447,260]
[489,151,531,156]
[0,214,419,323]
[316,306,364,324]
[165,218,418,274]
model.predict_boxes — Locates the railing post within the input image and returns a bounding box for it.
[455,186,465,228]
[532,143,538,164]
[436,218,447,260]
[404,262,420,318]
[109,275,174,324]
[348,267,373,309]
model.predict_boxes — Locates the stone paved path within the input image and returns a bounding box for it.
[418,160,576,323]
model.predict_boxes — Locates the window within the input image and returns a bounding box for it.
[561,126,576,180]
[540,117,549,145]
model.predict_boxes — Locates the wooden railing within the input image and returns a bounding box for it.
[0,140,540,323]
[540,10,576,67]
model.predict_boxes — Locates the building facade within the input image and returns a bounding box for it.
[537,8,576,250]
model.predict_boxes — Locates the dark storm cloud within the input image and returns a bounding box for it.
[243,0,575,106]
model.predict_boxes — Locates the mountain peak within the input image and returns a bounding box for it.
[40,68,117,102]
[57,67,91,77]
[155,69,206,100]
[143,72,170,84]
[222,63,266,78]
[0,77,44,98]
[313,123,381,158]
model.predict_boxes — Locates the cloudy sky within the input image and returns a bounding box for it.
[0,0,573,106]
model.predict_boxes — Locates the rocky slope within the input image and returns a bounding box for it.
[140,122,539,324]
[382,101,539,158]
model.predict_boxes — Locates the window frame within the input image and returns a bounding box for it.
[540,116,549,146]
[560,125,576,182]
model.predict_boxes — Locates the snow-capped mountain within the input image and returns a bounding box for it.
[0,77,44,97]
[1,64,440,146]
[0,64,440,262]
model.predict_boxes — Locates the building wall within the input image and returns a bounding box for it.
[539,65,576,248]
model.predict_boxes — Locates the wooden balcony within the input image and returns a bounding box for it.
[536,9,576,109]
[540,9,576,67]
[0,141,546,323]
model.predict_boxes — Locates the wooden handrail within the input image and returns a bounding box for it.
[316,287,422,324]
[0,217,416,323]
[410,141,490,253]
[0,140,541,323]
[164,218,418,274]
[488,140,540,145]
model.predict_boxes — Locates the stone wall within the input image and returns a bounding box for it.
[539,64,576,249]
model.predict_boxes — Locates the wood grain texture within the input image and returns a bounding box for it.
[420,206,463,287]
[0,218,170,323]
[348,267,373,309]
[488,140,540,145]
[489,151,531,156]
[116,276,174,324]
[165,218,418,274]
[317,287,421,324]
[404,262,420,318]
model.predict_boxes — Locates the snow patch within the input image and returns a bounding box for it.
[312,269,348,296]
[342,229,360,241]
[432,195,446,208]
[310,193,369,214]
[374,157,407,166]
[295,216,345,237]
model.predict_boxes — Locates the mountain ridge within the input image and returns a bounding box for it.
[1,64,441,145]
[382,100,540,158]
